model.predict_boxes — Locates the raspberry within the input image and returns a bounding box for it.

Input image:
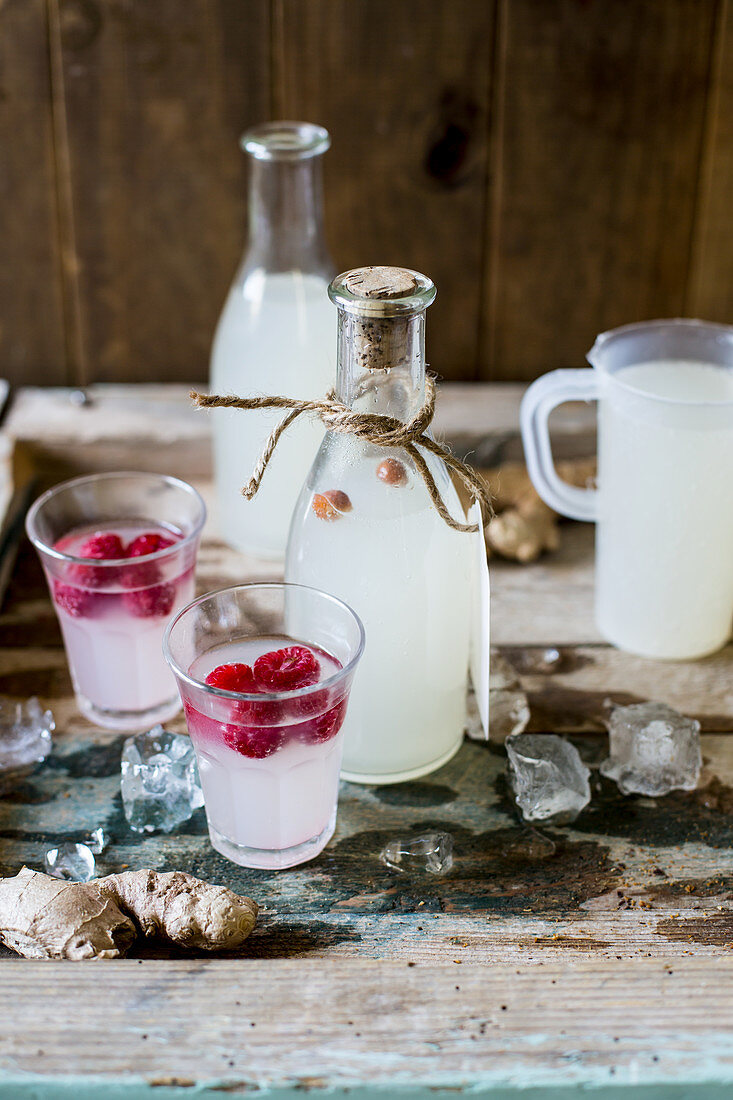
[126,532,176,557]
[205,663,257,693]
[66,532,126,588]
[223,723,284,759]
[289,685,330,720]
[183,702,222,742]
[311,490,352,522]
[376,458,408,487]
[122,583,176,618]
[121,532,178,588]
[53,582,96,618]
[296,698,348,744]
[119,560,160,589]
[202,663,283,725]
[253,646,320,691]
[79,533,126,560]
[66,561,108,589]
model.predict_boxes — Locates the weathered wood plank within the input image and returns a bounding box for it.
[56,0,270,383]
[688,0,733,322]
[2,958,733,1093]
[484,0,718,381]
[274,0,495,381]
[0,0,66,385]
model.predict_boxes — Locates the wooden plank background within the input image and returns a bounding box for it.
[0,0,731,387]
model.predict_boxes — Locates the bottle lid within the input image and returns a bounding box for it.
[241,122,330,161]
[329,267,436,317]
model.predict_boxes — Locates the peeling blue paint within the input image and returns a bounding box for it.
[2,1078,733,1099]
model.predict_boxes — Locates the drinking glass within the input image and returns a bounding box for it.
[164,582,365,869]
[26,472,206,729]
[521,319,733,660]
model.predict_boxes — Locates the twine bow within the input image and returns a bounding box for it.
[191,376,492,533]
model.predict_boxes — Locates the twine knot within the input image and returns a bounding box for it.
[191,376,491,533]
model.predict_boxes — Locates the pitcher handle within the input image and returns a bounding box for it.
[520,369,599,522]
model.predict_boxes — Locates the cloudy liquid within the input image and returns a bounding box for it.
[50,522,193,727]
[184,638,346,868]
[210,272,334,559]
[286,445,472,782]
[596,359,733,658]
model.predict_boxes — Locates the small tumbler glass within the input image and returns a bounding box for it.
[164,583,365,869]
[26,472,206,731]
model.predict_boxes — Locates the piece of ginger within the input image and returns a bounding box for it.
[480,457,596,563]
[486,502,560,563]
[0,867,257,960]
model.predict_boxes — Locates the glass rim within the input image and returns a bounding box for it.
[163,582,366,703]
[328,267,437,318]
[588,318,733,407]
[25,470,207,567]
[240,121,330,162]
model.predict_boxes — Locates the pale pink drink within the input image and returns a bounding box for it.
[164,584,364,869]
[27,473,206,731]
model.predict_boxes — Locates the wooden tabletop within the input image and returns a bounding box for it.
[1,383,732,1098]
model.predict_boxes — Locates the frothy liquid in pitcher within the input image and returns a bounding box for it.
[597,359,733,659]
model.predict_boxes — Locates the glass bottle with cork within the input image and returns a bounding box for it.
[285,266,480,783]
[210,121,335,559]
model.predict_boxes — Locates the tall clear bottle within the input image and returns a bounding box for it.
[210,122,335,559]
[285,267,474,784]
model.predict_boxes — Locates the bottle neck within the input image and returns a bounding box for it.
[245,157,331,276]
[336,309,427,419]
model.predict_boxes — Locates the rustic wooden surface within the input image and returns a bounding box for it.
[484,0,719,379]
[51,0,271,385]
[275,0,494,379]
[0,384,732,1096]
[1,0,732,387]
[0,0,66,384]
[688,0,733,320]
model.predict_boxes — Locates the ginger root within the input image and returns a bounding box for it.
[0,867,257,960]
[479,457,596,563]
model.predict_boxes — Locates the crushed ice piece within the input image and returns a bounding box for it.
[507,648,562,676]
[121,725,203,834]
[88,828,110,854]
[44,842,95,882]
[379,832,454,875]
[489,652,530,742]
[467,651,530,743]
[0,697,54,791]
[490,688,530,743]
[490,651,521,691]
[503,828,557,862]
[506,733,590,824]
[600,702,701,797]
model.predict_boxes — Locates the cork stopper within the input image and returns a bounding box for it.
[329,266,435,372]
[343,267,419,301]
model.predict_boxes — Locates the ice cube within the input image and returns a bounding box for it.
[88,828,110,854]
[44,842,95,882]
[490,689,531,743]
[0,696,54,791]
[600,702,701,797]
[120,726,203,834]
[507,647,562,676]
[490,652,521,691]
[467,651,530,743]
[506,733,590,824]
[379,832,454,875]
